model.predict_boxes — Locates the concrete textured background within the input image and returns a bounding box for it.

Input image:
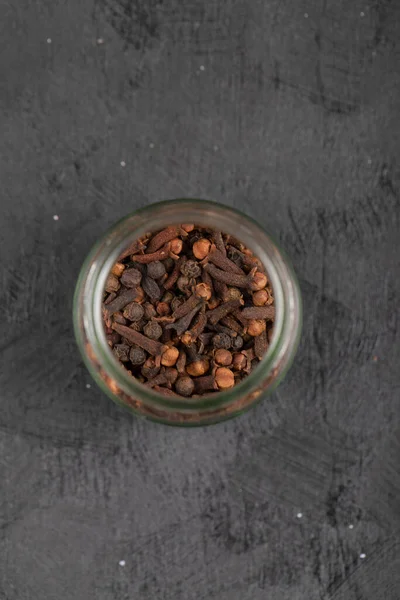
[1,0,399,598]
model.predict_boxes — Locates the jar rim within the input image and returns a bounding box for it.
[73,199,302,417]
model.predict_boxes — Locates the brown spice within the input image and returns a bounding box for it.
[175,376,195,397]
[112,323,165,356]
[214,349,233,366]
[247,319,266,337]
[102,223,275,398]
[161,346,180,367]
[132,243,171,263]
[242,306,275,320]
[146,226,182,253]
[193,238,211,260]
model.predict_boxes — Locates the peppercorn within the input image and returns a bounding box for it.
[129,346,147,365]
[231,335,244,350]
[212,333,232,349]
[180,259,201,279]
[147,261,166,279]
[123,302,144,322]
[143,321,163,340]
[121,268,142,288]
[175,376,195,397]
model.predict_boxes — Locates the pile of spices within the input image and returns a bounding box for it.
[102,225,275,398]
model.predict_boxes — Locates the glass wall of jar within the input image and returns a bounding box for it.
[73,199,302,426]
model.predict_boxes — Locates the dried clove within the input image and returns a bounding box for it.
[166,302,203,336]
[241,305,275,320]
[131,243,171,263]
[254,329,268,359]
[206,299,243,325]
[193,238,211,260]
[104,288,139,315]
[112,323,165,356]
[105,273,121,293]
[247,319,266,337]
[142,276,162,302]
[146,226,185,253]
[172,293,201,319]
[207,245,244,275]
[164,256,186,290]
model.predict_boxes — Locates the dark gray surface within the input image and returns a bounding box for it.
[1,1,399,598]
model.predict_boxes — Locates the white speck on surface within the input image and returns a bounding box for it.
[149,143,154,148]
[367,158,372,164]
[200,65,205,71]
[194,21,200,29]
[213,145,219,151]
[304,13,309,18]
[360,553,366,559]
[119,560,126,567]
[297,512,303,519]
[47,38,52,44]
[86,383,91,389]
[348,524,354,529]
[372,50,377,57]
[120,161,126,167]
[53,215,59,221]
[97,38,104,45]
[360,11,365,17]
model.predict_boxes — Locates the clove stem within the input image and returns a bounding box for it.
[111,323,165,356]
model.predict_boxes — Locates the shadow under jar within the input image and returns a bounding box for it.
[73,199,302,426]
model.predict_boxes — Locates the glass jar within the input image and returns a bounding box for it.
[73,199,302,426]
